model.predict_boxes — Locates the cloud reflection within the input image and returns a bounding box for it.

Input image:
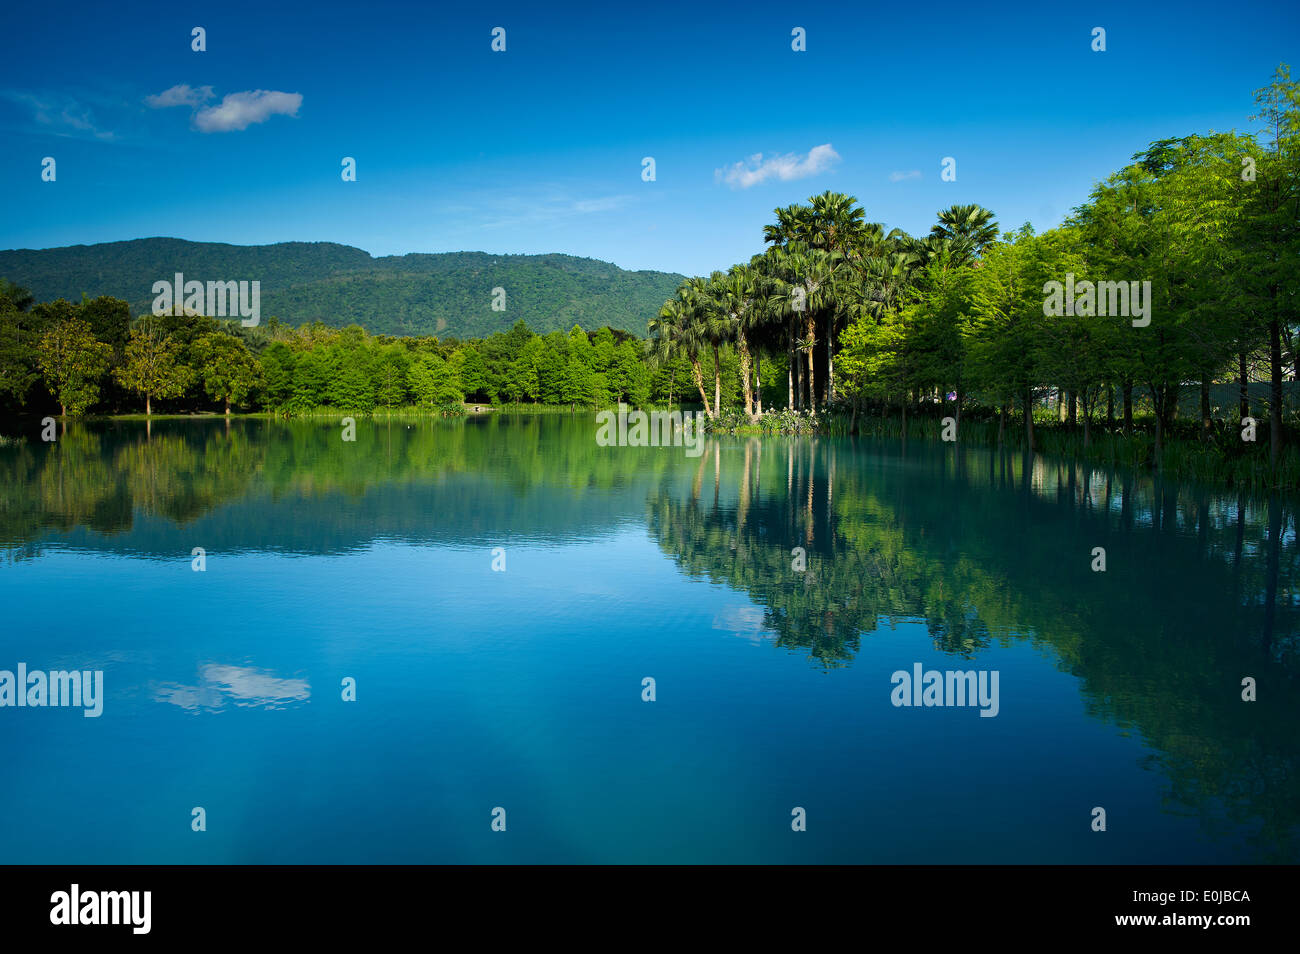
[155,664,310,712]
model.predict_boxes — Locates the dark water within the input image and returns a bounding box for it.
[0,414,1296,863]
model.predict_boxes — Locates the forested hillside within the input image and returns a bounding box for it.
[0,239,684,339]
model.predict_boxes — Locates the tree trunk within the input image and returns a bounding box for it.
[754,353,763,417]
[1106,386,1113,427]
[1022,388,1034,452]
[786,346,794,410]
[1153,389,1164,464]
[737,337,754,420]
[1067,390,1077,427]
[796,346,804,410]
[1122,382,1133,433]
[997,403,1006,447]
[690,356,713,418]
[225,396,231,417]
[827,333,835,403]
[145,393,151,416]
[1270,317,1283,468]
[1239,351,1250,419]
[1200,375,1212,443]
[712,345,722,416]
[792,343,800,409]
[805,316,816,411]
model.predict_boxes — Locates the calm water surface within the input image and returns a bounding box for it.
[1,415,1296,863]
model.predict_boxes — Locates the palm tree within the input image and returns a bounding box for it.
[808,191,868,259]
[649,285,714,417]
[691,274,732,417]
[763,204,812,247]
[931,204,999,264]
[716,264,765,420]
[806,192,871,401]
[842,247,916,348]
[772,244,837,411]
[901,233,955,271]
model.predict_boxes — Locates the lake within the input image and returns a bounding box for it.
[1,414,1296,863]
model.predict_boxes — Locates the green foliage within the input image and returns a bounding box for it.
[191,333,262,413]
[116,322,194,413]
[409,353,464,407]
[0,240,685,340]
[36,316,112,416]
[0,64,1293,492]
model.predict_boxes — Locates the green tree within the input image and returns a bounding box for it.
[967,226,1057,450]
[409,352,464,406]
[115,322,194,415]
[0,287,39,407]
[372,345,411,407]
[37,316,112,416]
[259,342,297,408]
[191,333,262,415]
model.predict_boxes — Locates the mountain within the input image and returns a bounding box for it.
[0,238,686,339]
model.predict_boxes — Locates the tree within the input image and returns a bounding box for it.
[1243,64,1300,466]
[967,226,1056,451]
[115,322,194,415]
[0,279,34,312]
[0,289,39,407]
[409,353,463,406]
[79,296,133,353]
[191,333,261,415]
[37,316,112,416]
[372,345,411,407]
[931,204,1000,264]
[771,244,838,410]
[563,354,594,408]
[649,288,713,416]
[259,342,297,408]
[714,266,762,419]
[458,346,488,400]
[906,256,978,432]
[328,363,375,411]
[838,309,913,431]
[290,348,330,410]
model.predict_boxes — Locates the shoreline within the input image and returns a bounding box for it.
[4,404,1296,494]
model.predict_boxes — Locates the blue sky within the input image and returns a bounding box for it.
[1,0,1296,277]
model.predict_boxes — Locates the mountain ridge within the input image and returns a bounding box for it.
[0,237,685,339]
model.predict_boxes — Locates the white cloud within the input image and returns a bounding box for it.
[2,90,115,140]
[145,84,214,109]
[470,191,635,230]
[715,143,840,189]
[572,195,630,214]
[194,89,302,132]
[889,169,922,182]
